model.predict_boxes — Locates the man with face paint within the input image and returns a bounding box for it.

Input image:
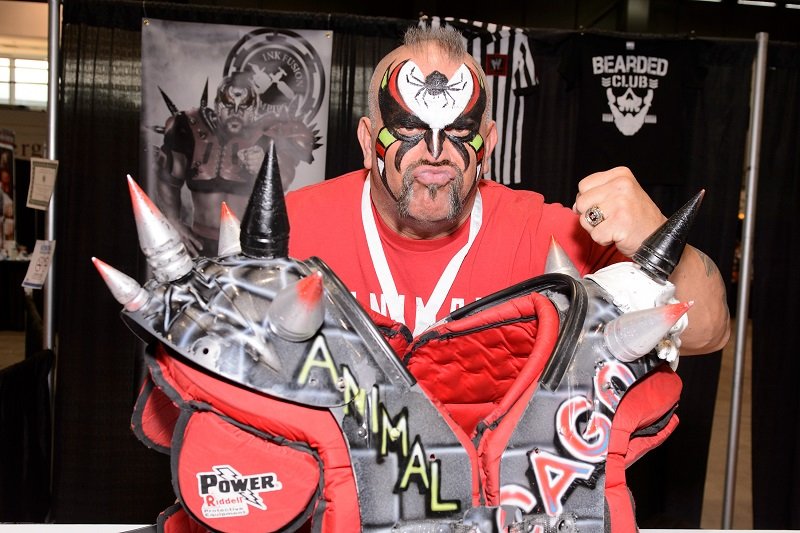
[157,71,316,256]
[157,72,266,256]
[285,26,729,354]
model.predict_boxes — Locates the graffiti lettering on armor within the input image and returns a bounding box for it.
[320,342,461,513]
[398,437,459,512]
[296,335,339,386]
[529,449,594,516]
[556,396,612,464]
[497,484,538,530]
[594,360,635,412]
[378,404,410,457]
[530,359,633,516]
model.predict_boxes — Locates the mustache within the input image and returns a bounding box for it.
[405,159,459,171]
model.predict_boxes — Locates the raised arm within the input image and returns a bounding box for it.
[572,166,731,355]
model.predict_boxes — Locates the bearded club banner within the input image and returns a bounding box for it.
[141,18,331,256]
[560,33,706,187]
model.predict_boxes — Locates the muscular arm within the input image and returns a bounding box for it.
[668,246,730,354]
[573,167,731,355]
[156,148,202,256]
[156,178,183,222]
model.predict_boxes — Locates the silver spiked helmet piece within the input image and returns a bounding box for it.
[93,140,377,407]
[544,236,581,280]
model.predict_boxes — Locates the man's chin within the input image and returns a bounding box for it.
[404,198,461,224]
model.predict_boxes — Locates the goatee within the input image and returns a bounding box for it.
[397,160,465,220]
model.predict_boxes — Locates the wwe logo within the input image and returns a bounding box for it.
[485,54,508,76]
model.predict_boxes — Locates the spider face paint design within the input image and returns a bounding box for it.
[376,59,487,183]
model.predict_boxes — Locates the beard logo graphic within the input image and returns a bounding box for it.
[604,86,655,136]
[593,53,667,136]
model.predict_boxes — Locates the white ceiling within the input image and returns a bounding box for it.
[0,1,48,58]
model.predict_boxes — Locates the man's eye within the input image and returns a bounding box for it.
[445,128,471,137]
[396,127,425,137]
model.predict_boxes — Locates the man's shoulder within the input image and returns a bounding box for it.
[478,180,581,242]
[478,179,546,211]
[285,169,367,228]
[286,169,366,258]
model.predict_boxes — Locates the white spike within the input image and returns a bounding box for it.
[126,174,192,282]
[268,271,325,342]
[604,301,693,362]
[217,201,242,256]
[545,236,580,279]
[91,257,150,311]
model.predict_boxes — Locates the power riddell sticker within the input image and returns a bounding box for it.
[197,464,283,518]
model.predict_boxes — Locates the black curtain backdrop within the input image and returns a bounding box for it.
[56,13,171,523]
[55,0,791,526]
[55,0,410,523]
[521,34,751,528]
[623,40,751,528]
[751,42,800,529]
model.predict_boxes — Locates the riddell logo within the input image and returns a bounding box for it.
[197,465,283,519]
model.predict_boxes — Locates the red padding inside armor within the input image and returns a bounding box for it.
[174,409,320,532]
[364,305,412,357]
[605,364,682,533]
[131,375,180,454]
[158,502,210,533]
[150,346,359,533]
[405,292,559,437]
[473,293,559,504]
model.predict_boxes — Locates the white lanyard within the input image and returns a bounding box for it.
[361,179,483,336]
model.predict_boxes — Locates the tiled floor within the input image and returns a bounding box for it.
[0,323,751,527]
[701,319,752,529]
[0,329,24,369]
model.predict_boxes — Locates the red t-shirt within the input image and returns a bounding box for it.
[286,169,624,331]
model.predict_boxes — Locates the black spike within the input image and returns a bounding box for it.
[200,79,209,109]
[240,139,289,259]
[632,190,705,282]
[158,86,179,117]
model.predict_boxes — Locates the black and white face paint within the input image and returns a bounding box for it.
[374,59,487,199]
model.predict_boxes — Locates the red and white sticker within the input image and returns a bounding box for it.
[196,464,283,518]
